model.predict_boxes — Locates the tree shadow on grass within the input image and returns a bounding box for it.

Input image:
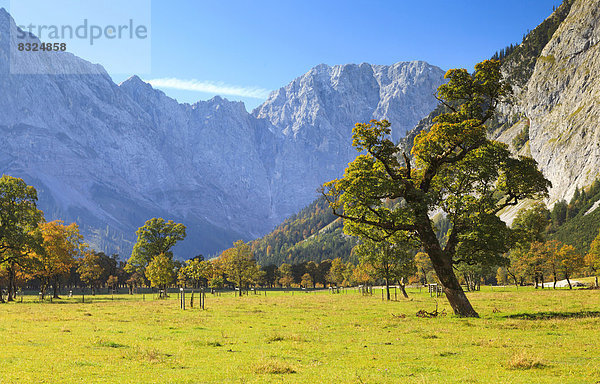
[504,311,600,320]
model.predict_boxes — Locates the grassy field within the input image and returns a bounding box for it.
[0,286,599,384]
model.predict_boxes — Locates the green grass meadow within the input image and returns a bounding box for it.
[1,286,599,383]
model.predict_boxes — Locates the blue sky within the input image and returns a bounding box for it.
[3,0,562,110]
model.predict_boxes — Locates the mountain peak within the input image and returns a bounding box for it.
[0,7,10,20]
[120,75,150,88]
[254,59,445,142]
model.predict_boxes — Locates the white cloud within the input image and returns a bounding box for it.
[144,77,271,99]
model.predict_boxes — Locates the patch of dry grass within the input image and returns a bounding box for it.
[252,359,296,374]
[507,350,546,370]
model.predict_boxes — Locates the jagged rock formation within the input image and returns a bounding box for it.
[0,8,444,257]
[254,61,444,219]
[254,61,443,143]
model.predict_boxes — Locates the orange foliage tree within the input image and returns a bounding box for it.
[32,221,84,298]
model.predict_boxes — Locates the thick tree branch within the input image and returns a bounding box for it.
[434,93,457,113]
[490,192,520,215]
[323,200,416,232]
[403,152,412,179]
[367,145,403,182]
[444,224,460,258]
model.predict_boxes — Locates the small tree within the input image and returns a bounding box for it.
[145,253,176,295]
[506,247,528,287]
[126,272,145,294]
[278,263,294,288]
[512,202,550,245]
[557,244,584,289]
[352,262,374,287]
[355,239,415,299]
[326,258,346,287]
[542,240,563,289]
[208,258,226,290]
[77,250,103,295]
[305,261,319,288]
[525,241,549,289]
[221,240,259,296]
[33,221,83,299]
[179,257,211,288]
[496,267,509,286]
[126,218,186,275]
[414,252,435,285]
[586,230,600,287]
[300,273,313,288]
[107,275,119,291]
[317,260,332,287]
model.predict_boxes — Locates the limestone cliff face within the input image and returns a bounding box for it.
[493,0,599,217]
[519,0,600,205]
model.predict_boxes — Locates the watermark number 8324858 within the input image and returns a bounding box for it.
[18,42,67,52]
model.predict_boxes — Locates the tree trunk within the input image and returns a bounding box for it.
[595,275,598,288]
[507,269,519,288]
[385,278,390,301]
[566,275,572,289]
[11,276,17,300]
[7,267,15,302]
[53,279,60,299]
[419,227,479,317]
[400,278,409,298]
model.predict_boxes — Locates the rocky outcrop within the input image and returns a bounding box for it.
[519,0,600,205]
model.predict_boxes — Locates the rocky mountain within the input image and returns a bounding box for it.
[254,61,444,220]
[0,8,444,258]
[500,0,600,206]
